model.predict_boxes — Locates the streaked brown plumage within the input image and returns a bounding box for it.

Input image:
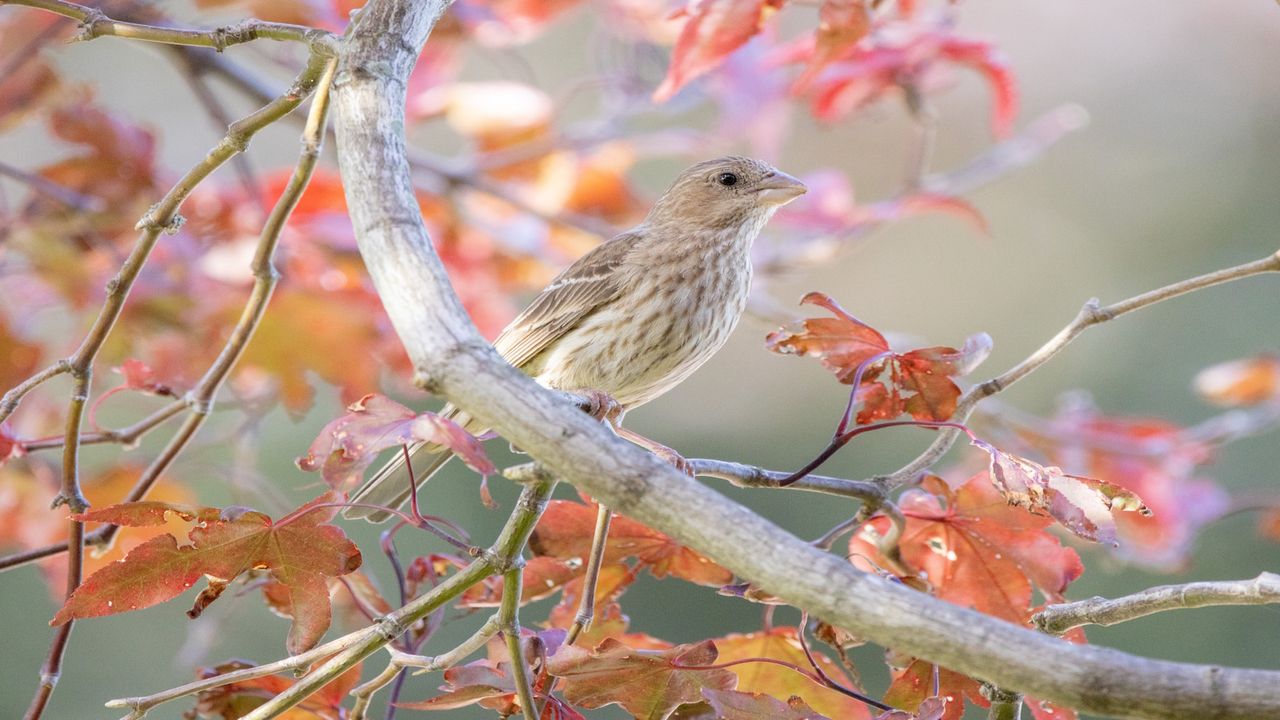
[346,157,806,521]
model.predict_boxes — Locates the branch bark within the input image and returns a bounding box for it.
[331,2,1280,718]
[1033,573,1280,636]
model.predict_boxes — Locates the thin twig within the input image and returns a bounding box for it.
[0,55,334,586]
[0,161,105,212]
[217,477,556,720]
[25,374,89,720]
[1032,572,1280,636]
[565,503,611,646]
[500,566,540,720]
[178,61,266,216]
[21,399,187,452]
[0,360,70,425]
[875,249,1280,493]
[689,458,885,503]
[0,0,339,54]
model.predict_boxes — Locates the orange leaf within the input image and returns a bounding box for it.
[530,500,732,586]
[653,0,786,102]
[53,493,361,655]
[547,638,737,718]
[713,627,871,719]
[851,476,1083,625]
[767,293,990,423]
[883,658,974,720]
[1194,354,1280,406]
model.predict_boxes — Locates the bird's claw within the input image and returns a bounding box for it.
[581,389,624,424]
[651,444,694,476]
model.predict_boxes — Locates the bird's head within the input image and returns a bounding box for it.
[647,156,807,234]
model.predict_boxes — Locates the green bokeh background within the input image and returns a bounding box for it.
[2,1,1278,718]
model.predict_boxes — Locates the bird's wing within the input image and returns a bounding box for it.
[493,230,640,370]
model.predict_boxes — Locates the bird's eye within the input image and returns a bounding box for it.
[717,172,739,187]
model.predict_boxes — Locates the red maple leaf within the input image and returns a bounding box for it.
[850,476,1084,625]
[52,492,361,655]
[546,638,737,718]
[779,19,1018,138]
[653,0,787,102]
[296,393,494,492]
[766,292,990,423]
[529,500,733,586]
[883,657,974,720]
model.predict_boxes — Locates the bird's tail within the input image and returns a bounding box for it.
[343,404,483,523]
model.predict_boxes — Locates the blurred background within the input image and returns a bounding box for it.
[1,1,1278,718]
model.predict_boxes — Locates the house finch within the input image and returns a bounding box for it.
[346,157,806,521]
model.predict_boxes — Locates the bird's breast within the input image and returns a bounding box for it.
[534,242,752,408]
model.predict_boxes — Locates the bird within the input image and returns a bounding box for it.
[345,156,806,522]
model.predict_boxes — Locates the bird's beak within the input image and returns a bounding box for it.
[753,170,807,206]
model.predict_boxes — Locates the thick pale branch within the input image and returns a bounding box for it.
[1033,573,1280,635]
[331,2,1280,718]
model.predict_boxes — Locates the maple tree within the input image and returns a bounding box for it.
[1,0,1279,719]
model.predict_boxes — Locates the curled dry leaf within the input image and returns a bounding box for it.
[971,439,1150,546]
[296,393,494,492]
[191,657,363,720]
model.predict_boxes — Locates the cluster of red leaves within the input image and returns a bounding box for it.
[50,492,361,655]
[404,627,881,720]
[853,477,1082,719]
[776,14,1017,138]
[654,0,1017,139]
[295,393,494,493]
[767,292,990,423]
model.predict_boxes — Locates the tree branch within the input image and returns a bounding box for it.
[1033,572,1280,636]
[0,0,338,54]
[690,458,886,503]
[330,2,1280,718]
[876,249,1280,492]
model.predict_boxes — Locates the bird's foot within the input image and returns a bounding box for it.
[580,389,624,424]
[650,443,694,476]
[612,425,693,476]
